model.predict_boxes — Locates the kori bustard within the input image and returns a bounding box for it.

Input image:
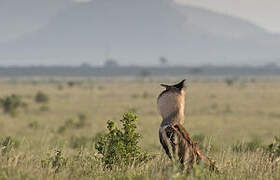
[157,79,216,171]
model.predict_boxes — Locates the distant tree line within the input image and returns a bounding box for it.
[0,63,279,77]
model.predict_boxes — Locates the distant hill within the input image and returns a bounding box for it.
[1,0,280,66]
[0,0,73,43]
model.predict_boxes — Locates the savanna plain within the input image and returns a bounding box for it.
[0,77,279,180]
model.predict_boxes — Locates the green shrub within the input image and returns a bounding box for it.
[95,112,152,169]
[0,136,20,154]
[35,91,49,103]
[0,94,26,116]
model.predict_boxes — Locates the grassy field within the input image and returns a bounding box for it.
[0,77,279,179]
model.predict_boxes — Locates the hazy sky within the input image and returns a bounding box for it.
[1,0,279,43]
[174,0,280,33]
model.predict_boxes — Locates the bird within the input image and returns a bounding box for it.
[157,79,217,171]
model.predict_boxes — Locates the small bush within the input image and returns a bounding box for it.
[131,94,139,99]
[35,91,49,103]
[57,126,67,134]
[0,94,26,116]
[41,150,67,173]
[40,105,49,112]
[78,113,87,121]
[57,115,87,134]
[0,136,20,154]
[210,103,218,110]
[67,81,74,87]
[224,77,236,86]
[57,119,74,134]
[95,112,152,169]
[266,136,280,160]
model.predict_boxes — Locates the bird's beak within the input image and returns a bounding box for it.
[173,79,186,90]
[160,84,170,89]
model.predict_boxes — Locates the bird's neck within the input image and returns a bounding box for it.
[160,91,185,127]
[160,109,184,127]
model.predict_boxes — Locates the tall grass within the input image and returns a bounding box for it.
[0,77,279,179]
